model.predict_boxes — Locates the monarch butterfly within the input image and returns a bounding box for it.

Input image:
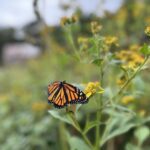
[48,81,88,108]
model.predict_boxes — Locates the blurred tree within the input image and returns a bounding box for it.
[0,28,15,65]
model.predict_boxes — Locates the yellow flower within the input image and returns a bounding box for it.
[129,44,140,51]
[139,109,146,117]
[60,16,69,26]
[60,15,78,26]
[116,49,144,70]
[126,61,137,69]
[145,26,150,36]
[104,36,118,46]
[71,15,78,23]
[32,102,48,112]
[84,81,104,98]
[91,21,102,34]
[121,95,135,105]
[132,53,144,65]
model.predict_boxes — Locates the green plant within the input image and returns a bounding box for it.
[48,18,150,150]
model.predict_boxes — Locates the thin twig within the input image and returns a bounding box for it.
[33,0,42,21]
[33,0,47,27]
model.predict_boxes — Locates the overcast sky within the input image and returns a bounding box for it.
[0,0,123,28]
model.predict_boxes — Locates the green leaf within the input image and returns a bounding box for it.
[88,46,97,54]
[100,108,144,147]
[134,126,150,145]
[48,110,75,125]
[140,43,150,55]
[125,143,139,150]
[103,87,113,99]
[101,114,136,146]
[68,136,90,150]
[112,104,136,115]
[91,58,103,66]
[101,108,150,147]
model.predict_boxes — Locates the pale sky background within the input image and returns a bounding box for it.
[0,0,123,29]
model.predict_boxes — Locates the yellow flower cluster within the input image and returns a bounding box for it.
[84,81,104,98]
[121,95,135,105]
[91,21,102,34]
[32,102,48,112]
[116,50,144,70]
[145,26,150,36]
[104,36,118,46]
[129,44,140,51]
[60,15,78,26]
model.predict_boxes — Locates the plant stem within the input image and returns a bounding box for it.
[59,122,68,150]
[66,26,80,60]
[94,34,105,149]
[95,62,104,149]
[80,132,94,149]
[69,112,94,149]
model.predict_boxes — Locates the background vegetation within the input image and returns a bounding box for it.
[0,0,150,150]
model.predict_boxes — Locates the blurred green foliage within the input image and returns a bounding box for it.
[0,0,150,150]
[0,50,99,149]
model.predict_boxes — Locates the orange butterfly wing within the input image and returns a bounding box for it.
[48,81,88,108]
[64,83,88,104]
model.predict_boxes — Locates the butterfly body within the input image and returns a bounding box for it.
[48,81,88,108]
